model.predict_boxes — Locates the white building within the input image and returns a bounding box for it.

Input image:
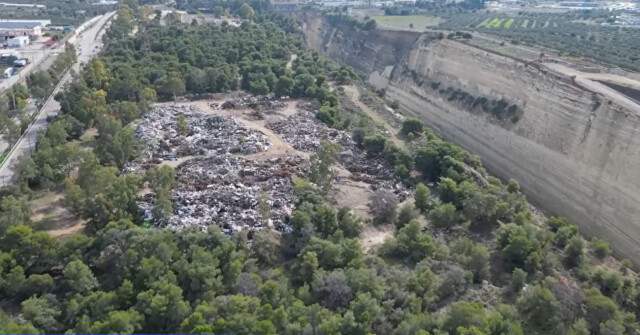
[0,20,50,40]
[7,35,29,47]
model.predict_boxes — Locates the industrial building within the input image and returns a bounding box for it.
[0,19,50,40]
[6,35,29,47]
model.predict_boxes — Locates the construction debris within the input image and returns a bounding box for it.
[267,103,411,199]
[124,105,268,172]
[129,99,410,234]
[213,95,286,113]
[141,155,307,233]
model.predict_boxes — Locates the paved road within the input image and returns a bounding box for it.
[0,12,115,185]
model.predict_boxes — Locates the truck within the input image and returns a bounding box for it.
[3,67,14,78]
[12,59,27,67]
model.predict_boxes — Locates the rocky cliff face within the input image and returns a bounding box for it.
[297,13,640,265]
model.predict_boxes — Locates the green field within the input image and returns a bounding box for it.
[372,15,442,29]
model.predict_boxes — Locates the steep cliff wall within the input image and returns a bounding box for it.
[298,12,419,89]
[298,14,640,264]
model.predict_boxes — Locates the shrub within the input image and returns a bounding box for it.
[401,117,423,136]
[591,238,611,259]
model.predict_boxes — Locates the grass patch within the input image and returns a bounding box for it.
[372,15,442,29]
[521,19,528,28]
[478,17,491,28]
[488,18,504,28]
[504,18,514,28]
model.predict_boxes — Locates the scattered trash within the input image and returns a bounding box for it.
[128,98,410,235]
[267,102,411,199]
[124,105,267,172]
[139,155,307,233]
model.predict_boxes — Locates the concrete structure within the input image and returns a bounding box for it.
[6,35,29,47]
[0,20,50,40]
[273,1,300,12]
[0,2,46,8]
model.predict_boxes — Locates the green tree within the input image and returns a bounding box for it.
[309,140,339,194]
[21,296,60,330]
[397,203,419,229]
[135,281,191,332]
[275,76,294,96]
[568,318,590,335]
[90,310,143,334]
[429,203,457,228]
[64,260,99,295]
[516,285,564,334]
[239,3,254,19]
[414,183,430,212]
[564,236,584,268]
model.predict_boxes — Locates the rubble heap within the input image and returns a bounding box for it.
[266,109,352,151]
[267,105,411,199]
[214,95,286,113]
[156,155,307,233]
[125,105,267,172]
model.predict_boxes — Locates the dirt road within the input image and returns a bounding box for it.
[341,85,406,149]
[544,63,640,114]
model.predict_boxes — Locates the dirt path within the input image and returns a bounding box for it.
[191,100,307,160]
[544,63,640,113]
[286,54,297,71]
[30,191,87,238]
[48,220,87,237]
[341,85,406,149]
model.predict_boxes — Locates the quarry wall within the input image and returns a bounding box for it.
[298,12,640,265]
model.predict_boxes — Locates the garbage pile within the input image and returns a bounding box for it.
[267,106,411,199]
[124,105,267,172]
[266,109,353,151]
[154,155,307,233]
[214,95,286,113]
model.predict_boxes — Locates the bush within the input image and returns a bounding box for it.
[397,203,419,229]
[362,134,387,156]
[591,238,611,259]
[401,118,423,136]
[564,237,584,268]
[316,110,335,126]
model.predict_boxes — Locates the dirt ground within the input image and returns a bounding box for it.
[360,223,394,253]
[341,85,406,149]
[30,191,87,238]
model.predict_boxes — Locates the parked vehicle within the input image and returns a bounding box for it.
[12,59,27,67]
[3,67,14,78]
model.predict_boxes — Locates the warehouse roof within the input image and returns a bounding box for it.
[0,21,43,29]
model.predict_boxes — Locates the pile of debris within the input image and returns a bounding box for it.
[153,155,307,233]
[124,105,267,172]
[267,109,352,151]
[214,95,286,113]
[267,105,411,199]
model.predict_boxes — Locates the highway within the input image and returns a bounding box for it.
[0,11,115,185]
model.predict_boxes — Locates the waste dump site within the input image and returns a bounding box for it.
[128,96,410,235]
